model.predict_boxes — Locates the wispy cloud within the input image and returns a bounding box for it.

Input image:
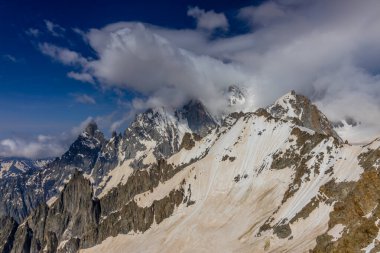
[2,54,17,63]
[38,43,87,66]
[25,28,40,37]
[187,6,229,32]
[67,72,95,83]
[44,19,66,37]
[71,93,96,105]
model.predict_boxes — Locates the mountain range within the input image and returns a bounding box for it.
[1,88,380,253]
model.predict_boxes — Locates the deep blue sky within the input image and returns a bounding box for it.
[2,0,380,158]
[0,0,258,139]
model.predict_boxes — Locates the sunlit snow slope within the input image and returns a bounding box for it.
[81,92,379,253]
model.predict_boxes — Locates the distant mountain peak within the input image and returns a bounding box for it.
[82,121,101,137]
[177,99,218,137]
[227,85,246,107]
[267,90,341,140]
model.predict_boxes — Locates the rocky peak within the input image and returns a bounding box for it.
[0,157,50,179]
[267,90,341,140]
[176,99,218,137]
[226,85,246,106]
[82,121,105,143]
[84,121,98,136]
[332,117,361,128]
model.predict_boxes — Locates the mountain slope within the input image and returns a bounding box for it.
[2,91,380,253]
[0,158,51,223]
[81,105,371,253]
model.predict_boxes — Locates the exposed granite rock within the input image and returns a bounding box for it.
[0,122,105,223]
[0,159,51,223]
[0,216,18,253]
[0,98,220,223]
[311,144,380,253]
[7,156,189,253]
[177,100,218,137]
[100,159,181,215]
[180,132,196,150]
[9,170,100,253]
[91,132,122,187]
[273,222,292,239]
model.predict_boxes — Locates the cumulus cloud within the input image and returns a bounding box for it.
[72,94,96,104]
[0,137,65,159]
[0,117,95,159]
[37,0,380,142]
[87,24,248,112]
[44,20,66,37]
[239,1,286,27]
[187,6,229,32]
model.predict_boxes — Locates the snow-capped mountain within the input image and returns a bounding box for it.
[0,157,52,223]
[0,157,50,179]
[1,90,380,253]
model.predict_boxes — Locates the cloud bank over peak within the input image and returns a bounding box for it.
[38,0,380,143]
[87,23,250,112]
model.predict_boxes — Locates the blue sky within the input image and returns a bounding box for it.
[1,0,380,158]
[0,0,253,137]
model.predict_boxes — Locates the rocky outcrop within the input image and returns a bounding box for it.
[6,155,190,253]
[267,90,341,141]
[90,132,122,187]
[0,159,51,223]
[0,122,105,223]
[312,146,380,252]
[8,170,100,253]
[177,100,218,137]
[0,216,18,253]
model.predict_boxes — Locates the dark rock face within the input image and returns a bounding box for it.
[90,133,122,187]
[177,100,218,137]
[121,108,181,162]
[0,101,219,223]
[180,133,196,150]
[0,122,105,223]
[0,216,18,253]
[0,168,46,224]
[7,171,100,253]
[5,159,188,253]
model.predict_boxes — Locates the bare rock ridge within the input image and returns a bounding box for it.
[2,90,380,253]
[0,158,51,223]
[5,161,190,253]
[267,90,341,141]
[0,98,217,223]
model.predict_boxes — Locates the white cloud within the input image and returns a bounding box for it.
[83,23,250,114]
[0,117,94,159]
[44,20,66,37]
[39,43,87,66]
[187,6,229,32]
[239,1,286,26]
[72,94,96,104]
[0,138,64,159]
[67,71,95,83]
[37,0,380,142]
